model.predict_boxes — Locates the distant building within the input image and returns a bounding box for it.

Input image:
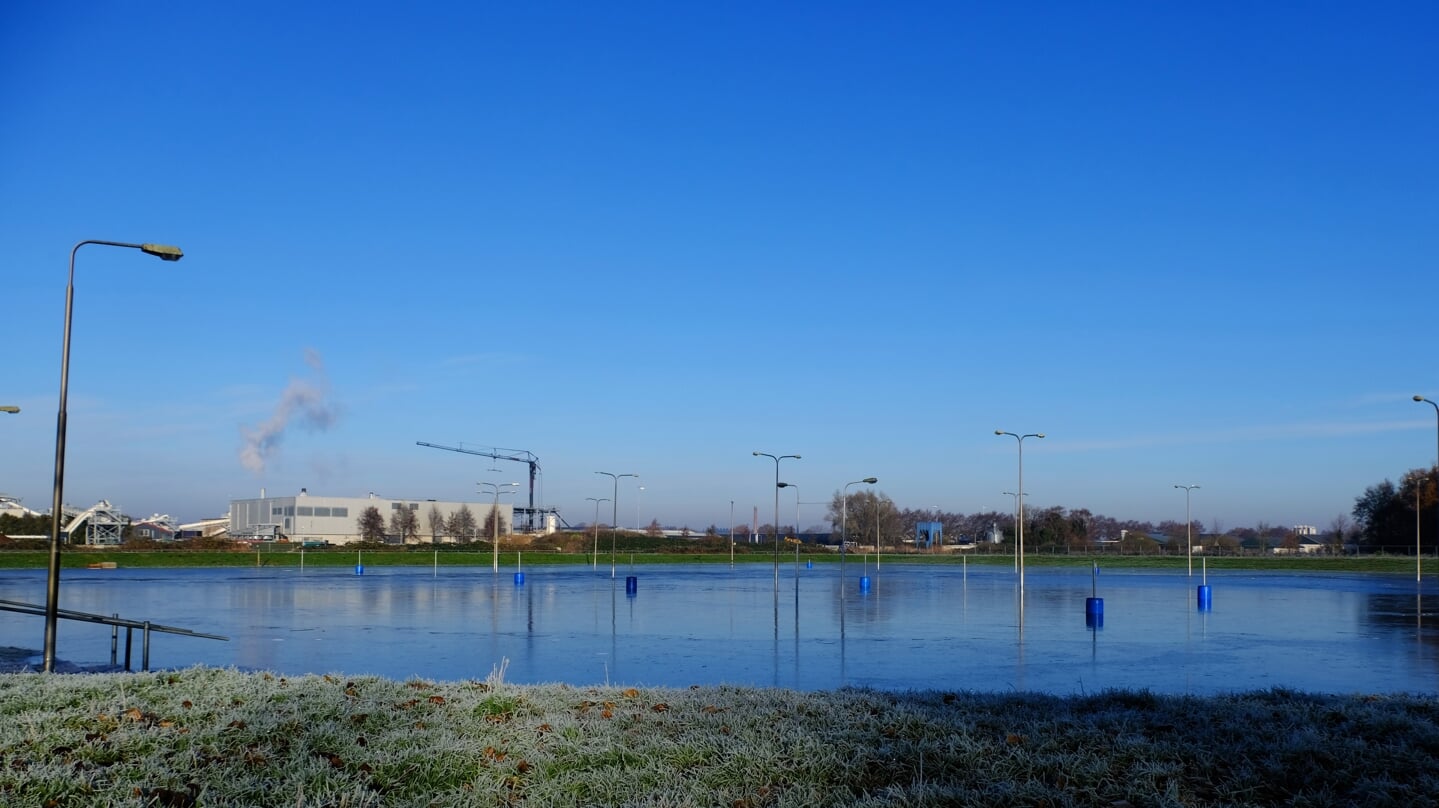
[130,513,177,541]
[0,494,43,518]
[176,517,231,540]
[229,489,513,545]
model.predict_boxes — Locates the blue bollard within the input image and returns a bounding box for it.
[354,564,364,576]
[1197,584,1212,611]
[625,575,638,595]
[1085,596,1104,628]
[859,575,871,593]
[514,572,525,585]
[805,560,813,569]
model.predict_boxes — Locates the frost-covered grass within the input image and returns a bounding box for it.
[2,668,1438,807]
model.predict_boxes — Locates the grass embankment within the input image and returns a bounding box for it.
[2,668,1437,807]
[0,546,1433,574]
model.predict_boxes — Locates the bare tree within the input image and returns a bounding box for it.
[356,506,385,543]
[427,505,444,543]
[445,505,477,543]
[482,506,507,540]
[1327,514,1351,554]
[389,505,419,543]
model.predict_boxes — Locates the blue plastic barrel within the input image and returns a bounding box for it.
[625,575,638,595]
[514,572,525,585]
[859,575,871,593]
[354,564,364,576]
[1085,596,1104,628]
[1197,584,1212,611]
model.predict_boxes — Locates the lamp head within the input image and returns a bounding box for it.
[1036,433,1046,439]
[140,243,183,262]
[994,430,1004,435]
[863,477,878,484]
[777,482,792,488]
[1416,395,1426,402]
[0,406,18,414]
[752,451,761,456]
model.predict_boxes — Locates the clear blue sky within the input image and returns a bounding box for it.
[2,2,1436,532]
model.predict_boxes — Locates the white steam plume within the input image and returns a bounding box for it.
[240,349,339,474]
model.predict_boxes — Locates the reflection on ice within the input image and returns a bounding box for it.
[0,564,1435,694]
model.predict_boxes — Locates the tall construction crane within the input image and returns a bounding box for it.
[417,442,541,531]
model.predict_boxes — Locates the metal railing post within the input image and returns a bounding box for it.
[142,622,151,672]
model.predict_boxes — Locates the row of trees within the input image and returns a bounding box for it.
[354,504,505,544]
[714,490,1342,556]
[805,465,1437,556]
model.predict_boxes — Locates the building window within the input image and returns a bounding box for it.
[332,507,348,518]
[272,507,284,516]
[314,507,331,517]
[409,503,419,511]
[297,506,313,516]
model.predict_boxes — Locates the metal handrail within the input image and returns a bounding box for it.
[0,598,227,672]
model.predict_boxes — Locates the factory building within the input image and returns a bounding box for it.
[228,489,512,546]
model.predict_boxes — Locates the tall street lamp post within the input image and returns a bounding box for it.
[44,240,183,673]
[585,496,609,570]
[995,431,1043,594]
[754,452,800,590]
[729,500,735,567]
[480,482,517,572]
[595,471,637,578]
[841,477,877,595]
[1413,396,1439,581]
[635,485,645,533]
[1174,484,1201,577]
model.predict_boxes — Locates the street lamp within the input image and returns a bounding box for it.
[1174,484,1201,576]
[841,477,877,595]
[595,471,637,578]
[480,482,517,572]
[43,239,183,673]
[585,496,609,570]
[995,430,1043,593]
[754,452,800,589]
[1,406,18,414]
[1413,396,1438,581]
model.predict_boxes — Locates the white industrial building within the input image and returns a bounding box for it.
[229,489,513,546]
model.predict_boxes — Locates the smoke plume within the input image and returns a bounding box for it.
[240,349,339,474]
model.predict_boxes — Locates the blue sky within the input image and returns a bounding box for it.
[2,2,1436,532]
